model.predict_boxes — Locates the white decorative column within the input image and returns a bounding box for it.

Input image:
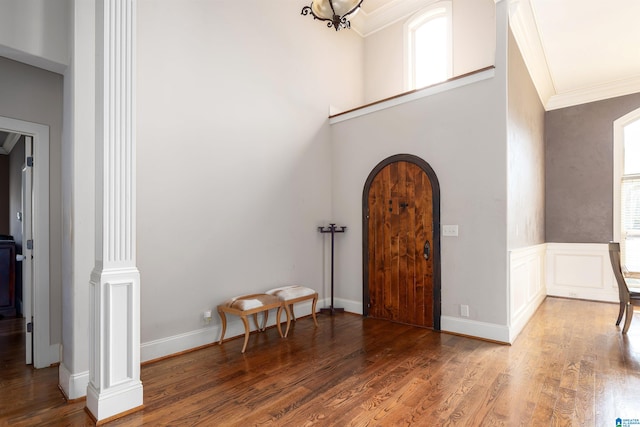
[86,0,144,422]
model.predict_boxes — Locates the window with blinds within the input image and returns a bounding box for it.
[621,118,640,275]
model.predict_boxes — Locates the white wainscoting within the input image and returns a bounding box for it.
[508,244,547,343]
[546,243,617,303]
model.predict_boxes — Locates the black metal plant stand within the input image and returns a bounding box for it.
[318,223,347,315]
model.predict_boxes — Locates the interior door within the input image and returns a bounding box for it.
[365,158,439,329]
[21,135,34,365]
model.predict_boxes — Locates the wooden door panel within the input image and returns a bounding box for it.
[367,160,434,328]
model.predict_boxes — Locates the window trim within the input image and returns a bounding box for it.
[404,1,453,91]
[614,107,640,275]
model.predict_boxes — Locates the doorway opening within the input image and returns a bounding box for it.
[362,154,441,329]
[0,116,52,368]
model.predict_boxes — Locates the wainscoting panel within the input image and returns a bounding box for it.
[546,243,617,303]
[508,244,547,343]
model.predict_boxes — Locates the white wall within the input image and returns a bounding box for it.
[58,0,96,399]
[136,0,364,354]
[0,0,69,73]
[363,0,496,103]
[330,1,509,341]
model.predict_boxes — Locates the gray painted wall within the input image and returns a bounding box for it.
[507,28,545,249]
[0,56,63,344]
[545,92,640,243]
[331,1,509,328]
[136,0,364,344]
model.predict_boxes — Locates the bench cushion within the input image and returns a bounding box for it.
[265,285,316,301]
[221,294,280,311]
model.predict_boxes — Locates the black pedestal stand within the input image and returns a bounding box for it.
[318,223,346,315]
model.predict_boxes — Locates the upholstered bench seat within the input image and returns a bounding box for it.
[217,293,290,353]
[265,285,318,336]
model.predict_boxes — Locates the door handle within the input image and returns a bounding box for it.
[16,254,26,262]
[423,240,430,260]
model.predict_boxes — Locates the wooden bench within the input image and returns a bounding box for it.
[265,285,318,337]
[217,293,290,353]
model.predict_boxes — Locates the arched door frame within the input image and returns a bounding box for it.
[362,153,441,330]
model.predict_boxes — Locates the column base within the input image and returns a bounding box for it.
[86,380,143,423]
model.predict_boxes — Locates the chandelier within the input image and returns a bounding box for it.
[301,0,364,31]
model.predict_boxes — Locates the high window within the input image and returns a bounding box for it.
[405,2,452,90]
[614,109,640,276]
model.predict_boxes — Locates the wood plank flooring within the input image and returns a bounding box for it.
[1,297,640,426]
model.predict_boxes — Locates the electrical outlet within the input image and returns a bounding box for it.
[460,304,469,317]
[203,310,212,324]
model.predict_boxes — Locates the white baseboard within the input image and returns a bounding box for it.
[546,243,618,303]
[135,243,617,364]
[318,297,363,315]
[140,299,321,363]
[441,316,510,343]
[58,363,89,400]
[140,326,221,363]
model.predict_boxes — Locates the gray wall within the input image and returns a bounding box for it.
[545,92,640,243]
[507,28,545,249]
[0,56,63,344]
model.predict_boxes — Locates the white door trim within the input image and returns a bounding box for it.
[0,115,54,369]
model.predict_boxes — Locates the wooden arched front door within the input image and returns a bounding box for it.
[363,154,441,329]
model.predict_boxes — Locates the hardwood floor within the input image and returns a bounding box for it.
[1,297,639,426]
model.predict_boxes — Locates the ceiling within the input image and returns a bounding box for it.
[0,130,21,155]
[352,0,640,110]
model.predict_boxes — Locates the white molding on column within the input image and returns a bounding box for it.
[87,0,143,422]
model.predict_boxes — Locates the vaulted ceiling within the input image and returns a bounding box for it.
[352,0,640,110]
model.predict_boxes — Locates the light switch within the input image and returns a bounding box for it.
[442,225,459,236]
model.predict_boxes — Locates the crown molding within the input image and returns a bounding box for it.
[352,0,440,37]
[546,74,640,111]
[508,0,555,108]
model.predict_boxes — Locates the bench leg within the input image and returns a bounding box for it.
[252,313,260,331]
[311,294,318,327]
[276,306,285,337]
[282,304,292,337]
[218,310,228,344]
[240,315,251,353]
